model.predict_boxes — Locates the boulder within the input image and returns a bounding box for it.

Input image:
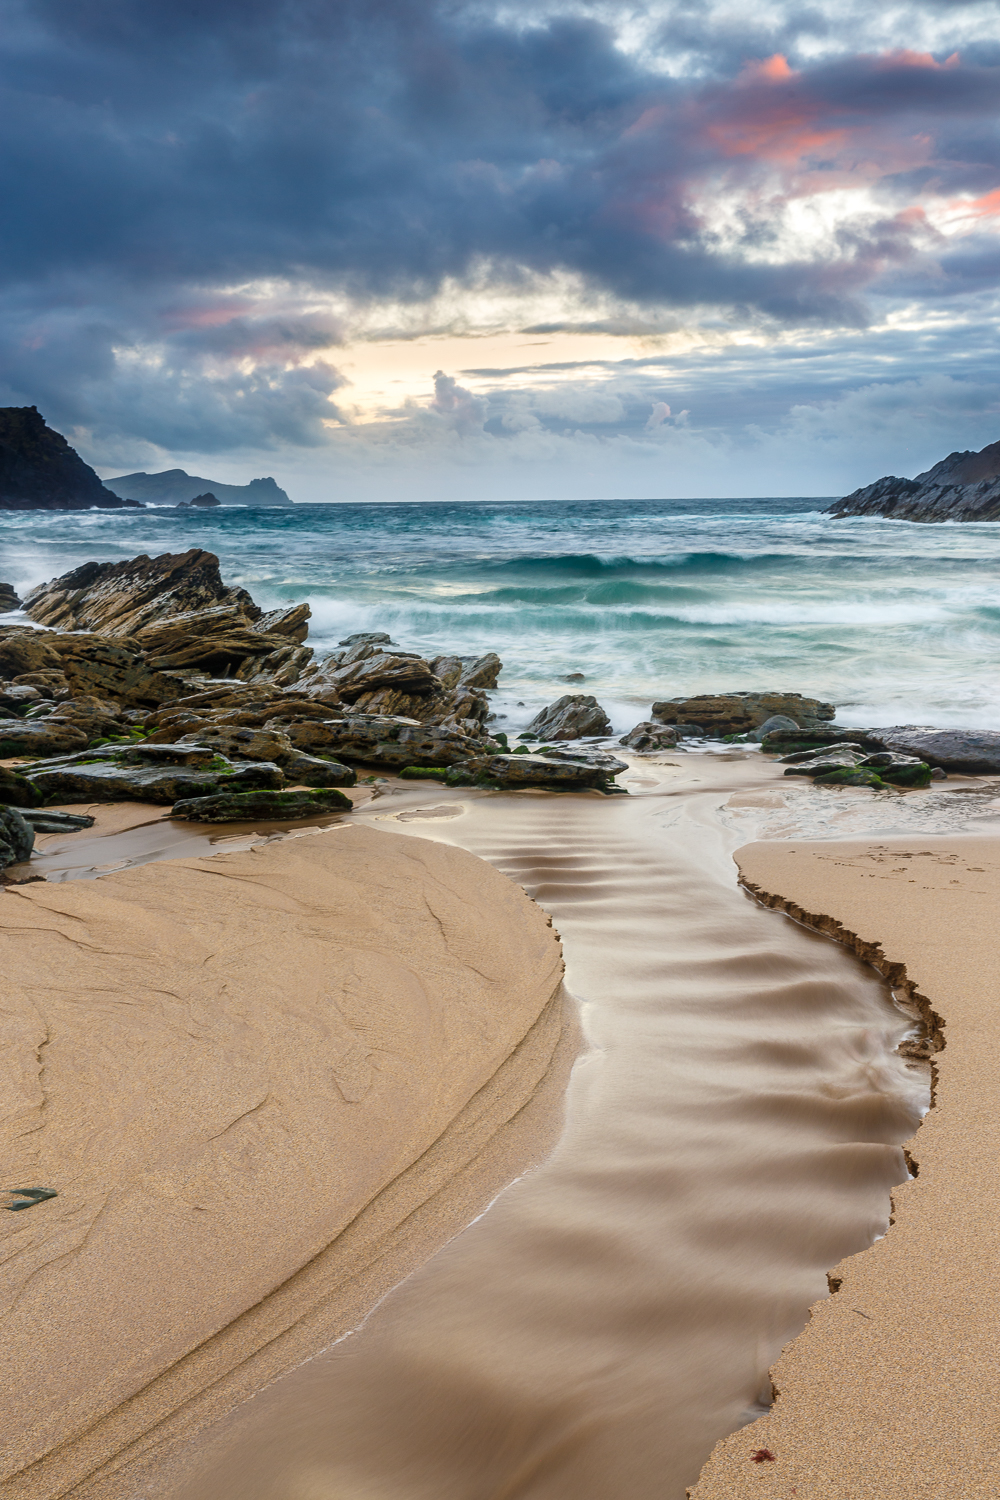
[0,766,42,807]
[170,787,352,821]
[302,714,491,769]
[0,719,89,758]
[446,751,622,792]
[751,714,801,742]
[525,694,613,740]
[0,805,34,867]
[330,653,440,701]
[339,631,392,647]
[619,721,678,752]
[783,746,933,789]
[864,727,1000,774]
[0,683,42,713]
[281,752,356,788]
[176,724,295,765]
[26,756,284,805]
[0,582,21,612]
[178,492,220,508]
[651,692,835,737]
[812,767,887,789]
[457,653,502,690]
[23,549,260,634]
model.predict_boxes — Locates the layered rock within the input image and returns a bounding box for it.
[0,582,21,612]
[0,407,142,511]
[651,691,835,737]
[24,549,260,634]
[22,744,285,804]
[829,439,1000,522]
[524,694,613,740]
[294,715,493,769]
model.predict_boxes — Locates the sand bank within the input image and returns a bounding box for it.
[168,765,930,1500]
[692,835,1000,1499]
[0,824,572,1498]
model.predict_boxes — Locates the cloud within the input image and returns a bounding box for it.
[0,0,996,472]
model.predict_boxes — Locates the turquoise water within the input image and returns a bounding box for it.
[3,498,999,734]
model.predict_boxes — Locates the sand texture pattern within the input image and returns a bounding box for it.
[0,824,566,1498]
[692,835,1000,1499]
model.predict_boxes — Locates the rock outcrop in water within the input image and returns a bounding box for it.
[0,407,144,511]
[522,694,613,740]
[104,469,292,506]
[0,582,21,612]
[828,439,1000,522]
[651,691,835,737]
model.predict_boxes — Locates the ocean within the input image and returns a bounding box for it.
[3,496,999,734]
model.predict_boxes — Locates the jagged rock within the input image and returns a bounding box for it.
[177,492,220,508]
[620,721,678,752]
[0,626,64,678]
[11,670,70,696]
[170,787,351,822]
[0,766,42,807]
[24,548,260,634]
[330,653,440,701]
[429,655,463,690]
[235,641,313,687]
[0,719,89,758]
[281,751,356,788]
[43,694,127,741]
[104,470,292,506]
[457,653,502,690]
[45,634,183,707]
[26,755,284,805]
[652,692,835,738]
[829,440,1000,523]
[253,603,311,643]
[298,714,491,768]
[864,727,1000,774]
[0,582,21,612]
[0,406,142,511]
[525,695,613,740]
[0,805,34,867]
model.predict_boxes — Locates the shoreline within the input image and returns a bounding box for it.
[692,834,1000,1498]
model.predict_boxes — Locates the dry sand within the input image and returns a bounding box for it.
[692,834,1000,1500]
[0,824,573,1499]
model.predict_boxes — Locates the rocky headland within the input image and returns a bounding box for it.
[0,407,143,511]
[104,469,292,505]
[828,437,1000,522]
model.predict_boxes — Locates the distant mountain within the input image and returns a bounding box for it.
[828,439,1000,522]
[0,407,142,511]
[104,469,292,506]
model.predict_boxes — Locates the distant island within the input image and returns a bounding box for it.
[0,407,142,511]
[828,438,1000,522]
[104,470,292,506]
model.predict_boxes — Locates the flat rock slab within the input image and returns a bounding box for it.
[171,788,352,820]
[0,827,563,1494]
[867,726,1000,773]
[26,758,284,805]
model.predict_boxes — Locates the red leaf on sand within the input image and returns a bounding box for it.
[750,1448,777,1462]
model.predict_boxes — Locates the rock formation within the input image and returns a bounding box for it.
[0,407,143,511]
[651,691,835,737]
[177,492,221,508]
[523,694,613,740]
[104,469,292,505]
[828,439,1000,522]
[0,582,21,611]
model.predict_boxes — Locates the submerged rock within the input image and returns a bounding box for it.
[170,787,352,821]
[0,805,34,867]
[525,694,613,740]
[652,692,835,738]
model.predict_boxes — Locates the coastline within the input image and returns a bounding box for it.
[0,825,574,1499]
[691,834,1000,1498]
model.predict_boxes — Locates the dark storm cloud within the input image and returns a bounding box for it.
[0,0,998,451]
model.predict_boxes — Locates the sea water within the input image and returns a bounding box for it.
[2,496,999,734]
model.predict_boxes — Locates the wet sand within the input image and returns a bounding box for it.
[0,826,571,1498]
[161,758,935,1500]
[6,756,998,1498]
[692,835,1000,1499]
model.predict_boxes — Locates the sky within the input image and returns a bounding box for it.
[1,0,999,501]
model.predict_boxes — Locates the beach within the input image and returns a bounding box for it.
[693,834,1000,1498]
